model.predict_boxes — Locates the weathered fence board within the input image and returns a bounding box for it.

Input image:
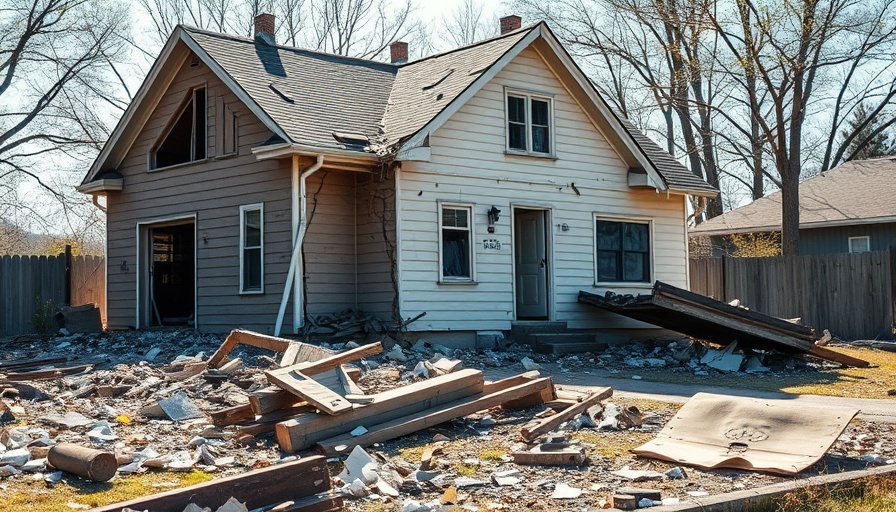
[690,250,895,341]
[0,253,106,336]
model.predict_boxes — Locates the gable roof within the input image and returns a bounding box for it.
[81,22,717,197]
[691,157,896,236]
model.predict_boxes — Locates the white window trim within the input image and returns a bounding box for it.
[438,202,477,284]
[240,203,264,294]
[504,88,555,157]
[149,84,209,171]
[593,214,654,287]
[848,235,870,253]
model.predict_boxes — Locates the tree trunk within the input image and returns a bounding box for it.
[780,167,800,255]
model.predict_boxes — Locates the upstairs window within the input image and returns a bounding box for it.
[848,236,870,253]
[240,203,264,293]
[506,91,553,155]
[153,87,207,169]
[440,204,474,282]
[596,218,651,283]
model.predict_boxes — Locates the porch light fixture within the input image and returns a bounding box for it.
[487,206,501,234]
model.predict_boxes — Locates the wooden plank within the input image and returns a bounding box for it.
[276,369,485,453]
[209,403,255,427]
[808,345,871,368]
[208,330,295,368]
[338,366,364,395]
[279,341,335,367]
[265,369,352,415]
[316,377,553,456]
[287,341,382,376]
[0,357,68,372]
[268,495,344,512]
[512,446,586,466]
[521,387,613,441]
[249,386,307,415]
[206,332,240,368]
[92,456,332,512]
[0,364,93,382]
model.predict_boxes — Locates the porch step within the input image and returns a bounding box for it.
[510,321,568,346]
[531,333,609,355]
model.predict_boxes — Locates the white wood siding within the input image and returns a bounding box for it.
[397,47,688,331]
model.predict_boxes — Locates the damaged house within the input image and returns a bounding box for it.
[78,14,717,344]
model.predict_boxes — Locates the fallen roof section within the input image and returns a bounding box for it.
[578,281,869,367]
[632,392,858,475]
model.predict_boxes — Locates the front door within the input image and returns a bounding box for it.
[145,222,195,327]
[514,208,549,319]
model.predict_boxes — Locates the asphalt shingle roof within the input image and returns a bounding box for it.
[180,25,715,195]
[691,157,896,235]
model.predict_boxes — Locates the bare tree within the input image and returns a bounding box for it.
[441,0,497,47]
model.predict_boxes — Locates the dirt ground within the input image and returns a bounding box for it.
[0,330,894,511]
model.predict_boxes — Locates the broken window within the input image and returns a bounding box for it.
[596,219,650,283]
[506,91,553,155]
[240,204,264,293]
[220,100,238,155]
[440,205,474,282]
[848,236,870,253]
[153,87,207,169]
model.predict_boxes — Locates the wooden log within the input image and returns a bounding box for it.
[209,403,255,427]
[47,443,117,482]
[316,377,553,456]
[92,456,332,512]
[613,494,638,511]
[520,387,613,441]
[276,369,485,452]
[265,369,352,415]
[208,330,294,368]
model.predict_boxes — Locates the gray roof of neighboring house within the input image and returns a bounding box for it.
[691,157,896,235]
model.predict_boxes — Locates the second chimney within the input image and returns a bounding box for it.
[390,41,408,64]
[500,15,522,34]
[255,13,276,44]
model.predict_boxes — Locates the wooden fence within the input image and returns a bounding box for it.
[0,251,105,336]
[689,249,895,341]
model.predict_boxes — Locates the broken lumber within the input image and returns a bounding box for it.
[265,369,352,415]
[316,376,553,456]
[512,444,586,466]
[250,386,307,415]
[92,456,334,512]
[521,387,613,441]
[209,403,255,427]
[276,369,485,452]
[207,330,295,368]
[0,363,93,381]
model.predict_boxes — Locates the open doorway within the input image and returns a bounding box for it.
[513,208,550,320]
[140,220,195,327]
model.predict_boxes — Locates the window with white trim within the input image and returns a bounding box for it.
[848,236,870,253]
[152,87,207,169]
[506,91,553,155]
[440,204,474,282]
[240,204,264,293]
[596,218,651,283]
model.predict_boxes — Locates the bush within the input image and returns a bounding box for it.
[32,297,56,335]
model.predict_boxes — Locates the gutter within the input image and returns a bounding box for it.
[275,155,324,336]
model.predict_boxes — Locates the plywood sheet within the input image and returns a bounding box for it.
[632,393,857,475]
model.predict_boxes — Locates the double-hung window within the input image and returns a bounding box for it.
[440,204,474,282]
[596,218,651,283]
[240,204,264,293]
[506,91,553,155]
[152,87,207,169]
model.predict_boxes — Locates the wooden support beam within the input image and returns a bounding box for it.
[207,330,296,368]
[92,456,333,512]
[265,369,352,415]
[249,386,306,415]
[276,369,485,452]
[512,445,586,466]
[209,403,255,427]
[521,387,613,441]
[316,377,553,456]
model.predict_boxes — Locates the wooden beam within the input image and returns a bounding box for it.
[209,403,255,427]
[521,387,613,441]
[92,456,332,512]
[265,369,352,415]
[276,369,485,452]
[207,330,296,368]
[809,345,871,368]
[316,377,553,456]
[286,342,382,376]
[249,386,306,415]
[512,446,586,466]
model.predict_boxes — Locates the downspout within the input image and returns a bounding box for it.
[92,195,108,214]
[275,154,324,336]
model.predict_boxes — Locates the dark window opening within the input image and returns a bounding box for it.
[154,87,206,168]
[597,220,650,283]
[441,206,472,280]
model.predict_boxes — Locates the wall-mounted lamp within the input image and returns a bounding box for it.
[120,260,129,272]
[487,206,501,234]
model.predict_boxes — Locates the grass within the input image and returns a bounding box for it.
[633,347,896,399]
[756,475,896,512]
[1,470,213,512]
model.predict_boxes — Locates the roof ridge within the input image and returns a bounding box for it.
[397,22,541,67]
[180,25,398,71]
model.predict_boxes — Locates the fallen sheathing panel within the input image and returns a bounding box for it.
[632,393,858,475]
[578,281,869,367]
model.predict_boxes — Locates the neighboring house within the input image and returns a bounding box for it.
[691,158,896,256]
[78,14,716,343]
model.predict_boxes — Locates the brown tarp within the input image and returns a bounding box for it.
[632,393,858,475]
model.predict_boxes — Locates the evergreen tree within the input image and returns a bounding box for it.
[841,103,896,162]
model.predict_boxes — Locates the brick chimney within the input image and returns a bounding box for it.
[390,41,408,64]
[254,13,276,45]
[500,15,522,34]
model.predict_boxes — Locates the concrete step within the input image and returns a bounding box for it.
[510,321,568,345]
[531,332,609,355]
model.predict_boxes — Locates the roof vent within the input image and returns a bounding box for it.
[500,15,522,34]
